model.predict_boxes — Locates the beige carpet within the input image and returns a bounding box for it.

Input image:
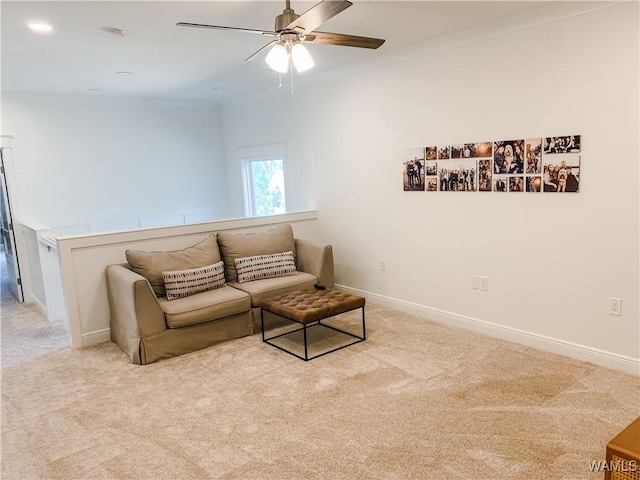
[1,268,639,479]
[0,273,69,368]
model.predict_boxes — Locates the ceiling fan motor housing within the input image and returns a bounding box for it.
[275,8,299,32]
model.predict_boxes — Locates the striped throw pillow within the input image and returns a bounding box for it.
[162,261,226,300]
[235,251,297,283]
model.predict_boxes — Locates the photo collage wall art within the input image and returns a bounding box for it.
[402,135,581,193]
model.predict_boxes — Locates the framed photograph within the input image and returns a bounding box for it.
[494,139,525,174]
[438,159,477,191]
[543,154,580,193]
[402,148,425,191]
[451,144,465,159]
[509,176,524,192]
[478,159,492,191]
[455,142,493,158]
[526,176,542,192]
[425,146,437,160]
[493,175,508,192]
[544,135,580,154]
[426,178,438,191]
[469,142,492,158]
[438,146,450,160]
[526,138,542,174]
[425,160,438,176]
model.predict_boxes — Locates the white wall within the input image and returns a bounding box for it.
[219,2,640,370]
[220,92,314,219]
[2,93,228,228]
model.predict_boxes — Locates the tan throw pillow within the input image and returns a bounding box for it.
[162,261,226,300]
[235,251,296,283]
[125,234,220,297]
[217,224,296,283]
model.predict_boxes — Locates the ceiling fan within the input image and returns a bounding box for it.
[177,0,385,75]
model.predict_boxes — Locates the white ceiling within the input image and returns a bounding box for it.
[2,1,553,101]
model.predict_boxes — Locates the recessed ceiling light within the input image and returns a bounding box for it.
[27,22,53,32]
[211,87,226,92]
[88,88,103,93]
[116,71,133,76]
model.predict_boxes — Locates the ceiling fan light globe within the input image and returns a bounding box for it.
[291,43,314,72]
[266,43,289,73]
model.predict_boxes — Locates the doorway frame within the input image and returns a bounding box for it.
[0,135,25,302]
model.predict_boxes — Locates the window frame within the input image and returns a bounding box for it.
[240,151,287,218]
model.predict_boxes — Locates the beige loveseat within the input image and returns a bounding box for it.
[105,224,334,364]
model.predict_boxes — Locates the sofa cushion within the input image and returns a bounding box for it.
[163,261,226,300]
[126,235,221,297]
[217,224,296,283]
[157,285,251,329]
[235,251,296,283]
[228,271,317,306]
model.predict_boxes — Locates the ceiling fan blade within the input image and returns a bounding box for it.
[304,31,385,49]
[285,0,352,34]
[177,22,278,37]
[245,40,277,62]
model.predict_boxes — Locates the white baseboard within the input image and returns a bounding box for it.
[26,293,48,319]
[336,284,640,376]
[82,328,111,347]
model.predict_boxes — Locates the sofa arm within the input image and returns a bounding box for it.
[295,239,335,288]
[105,264,167,339]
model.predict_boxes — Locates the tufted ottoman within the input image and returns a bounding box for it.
[260,288,366,361]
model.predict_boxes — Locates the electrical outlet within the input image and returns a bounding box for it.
[479,276,489,291]
[609,298,622,316]
[379,259,386,272]
[470,275,479,289]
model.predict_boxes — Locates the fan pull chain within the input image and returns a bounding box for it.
[278,72,283,89]
[290,64,295,95]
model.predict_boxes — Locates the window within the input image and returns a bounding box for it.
[242,156,287,217]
